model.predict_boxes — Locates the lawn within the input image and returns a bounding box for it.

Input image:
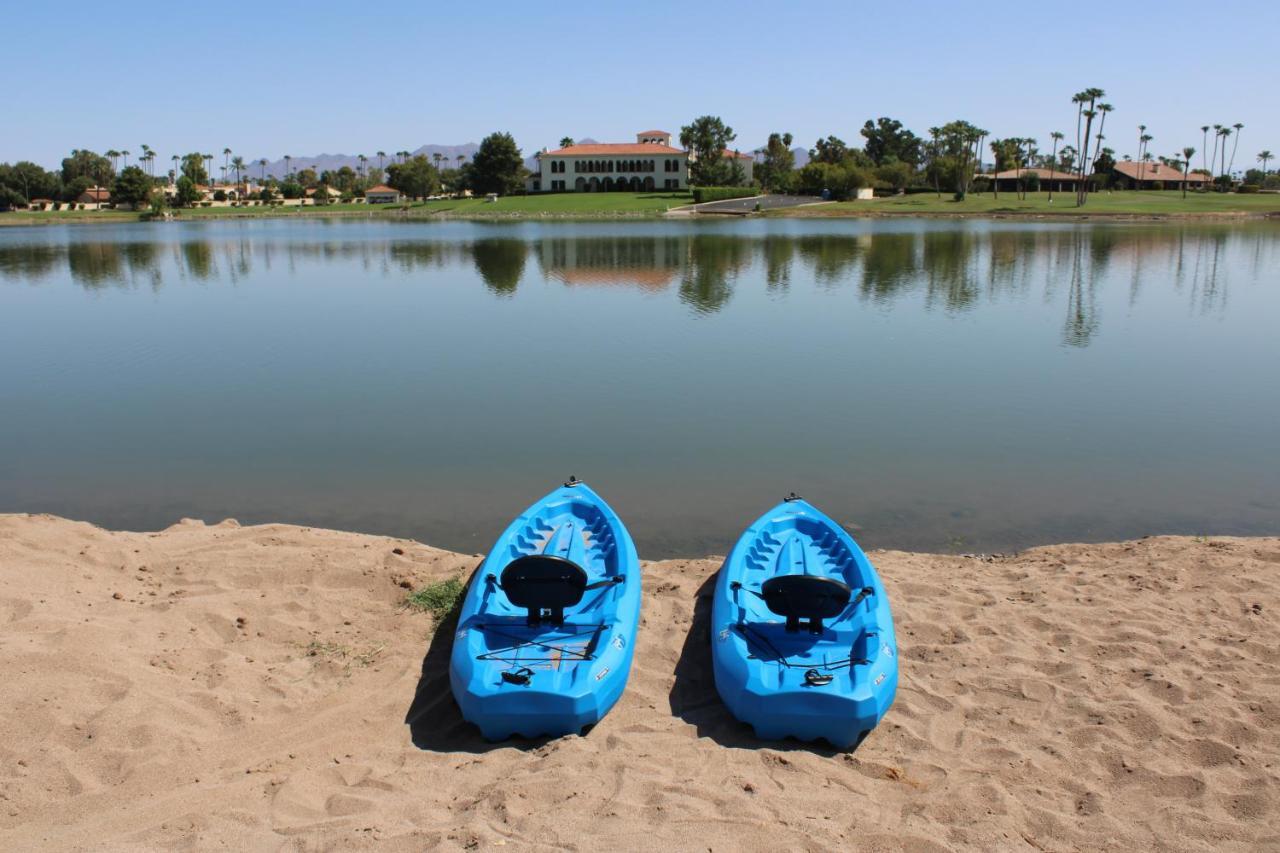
[397,191,694,217]
[780,190,1280,217]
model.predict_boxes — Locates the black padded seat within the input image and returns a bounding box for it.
[500,555,589,626]
[761,574,852,635]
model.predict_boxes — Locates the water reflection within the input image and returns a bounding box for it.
[1,224,1272,347]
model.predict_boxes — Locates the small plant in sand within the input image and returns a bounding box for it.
[404,575,466,621]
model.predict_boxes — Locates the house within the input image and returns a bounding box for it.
[76,187,112,206]
[1112,160,1210,190]
[365,185,403,204]
[304,186,342,200]
[983,168,1083,193]
[527,130,689,193]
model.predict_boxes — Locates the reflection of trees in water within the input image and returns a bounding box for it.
[1061,232,1099,347]
[792,234,864,286]
[471,239,527,296]
[759,235,795,293]
[859,233,916,301]
[0,243,62,282]
[678,235,751,315]
[67,243,125,287]
[181,241,214,279]
[922,230,981,311]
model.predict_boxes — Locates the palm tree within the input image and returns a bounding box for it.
[1090,103,1113,173]
[377,151,386,172]
[203,154,213,186]
[928,126,942,198]
[989,138,1002,200]
[1200,126,1210,176]
[259,158,268,181]
[284,154,292,178]
[1210,124,1223,179]
[222,148,232,183]
[1226,123,1244,177]
[1047,131,1064,202]
[455,154,464,168]
[1074,88,1104,206]
[1259,150,1274,178]
[1181,147,1196,198]
[1135,125,1146,186]
[231,156,246,186]
[1137,133,1153,187]
[433,152,443,173]
[1218,126,1231,179]
[171,155,179,184]
[121,149,131,169]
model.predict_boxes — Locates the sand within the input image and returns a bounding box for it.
[0,513,1277,851]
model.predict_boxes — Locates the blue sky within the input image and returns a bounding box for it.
[6,0,1277,170]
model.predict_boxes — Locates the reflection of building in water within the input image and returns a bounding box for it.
[534,237,682,291]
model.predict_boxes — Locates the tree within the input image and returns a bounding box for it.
[1089,104,1113,173]
[1072,88,1105,206]
[180,153,209,185]
[755,132,795,192]
[0,160,61,202]
[1181,147,1196,198]
[231,155,246,185]
[809,135,850,165]
[860,117,922,167]
[793,160,872,200]
[1218,126,1231,179]
[111,166,154,208]
[385,155,441,199]
[295,167,318,188]
[1047,131,1064,202]
[680,116,736,185]
[469,132,525,195]
[1226,123,1244,177]
[175,175,201,207]
[223,148,232,181]
[61,149,114,186]
[259,158,268,181]
[559,137,574,149]
[377,151,387,172]
[1259,150,1274,177]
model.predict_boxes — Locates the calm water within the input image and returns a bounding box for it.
[1,218,1277,556]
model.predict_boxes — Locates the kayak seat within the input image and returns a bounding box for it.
[761,575,852,635]
[500,555,589,627]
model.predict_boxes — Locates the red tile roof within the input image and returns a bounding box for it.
[637,130,670,136]
[365,185,399,193]
[547,143,685,156]
[986,168,1082,181]
[1113,160,1209,182]
[722,149,753,160]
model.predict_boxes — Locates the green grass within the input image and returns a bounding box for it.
[397,191,694,217]
[405,575,467,621]
[779,190,1280,218]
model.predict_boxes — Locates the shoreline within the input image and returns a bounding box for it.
[4,204,1279,228]
[2,511,1276,849]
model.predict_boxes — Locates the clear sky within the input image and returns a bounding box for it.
[6,0,1277,171]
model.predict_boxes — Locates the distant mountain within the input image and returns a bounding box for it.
[247,144,481,180]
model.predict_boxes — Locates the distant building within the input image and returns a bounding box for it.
[982,168,1083,193]
[76,187,112,205]
[364,185,403,204]
[1111,160,1210,189]
[527,130,689,193]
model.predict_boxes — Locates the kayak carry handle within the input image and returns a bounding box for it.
[804,669,834,686]
[784,492,802,502]
[564,475,582,487]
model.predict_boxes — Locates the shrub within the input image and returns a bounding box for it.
[1023,172,1041,192]
[213,189,227,201]
[1237,184,1260,194]
[693,186,757,203]
[405,576,466,621]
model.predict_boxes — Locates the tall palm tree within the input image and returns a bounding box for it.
[171,155,179,184]
[989,138,1002,200]
[284,154,292,178]
[1074,88,1104,206]
[121,149,131,169]
[455,154,464,169]
[1181,147,1196,198]
[433,152,443,172]
[358,154,368,177]
[1200,126,1210,176]
[1135,125,1146,187]
[1258,150,1274,178]
[259,158,268,181]
[1210,124,1223,179]
[203,154,213,186]
[928,126,942,198]
[1090,103,1113,173]
[1047,131,1064,201]
[1226,123,1244,177]
[1137,133,1153,187]
[222,148,232,183]
[231,155,246,186]
[377,151,386,172]
[1218,126,1231,179]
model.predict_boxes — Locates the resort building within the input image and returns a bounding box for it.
[527,130,689,193]
[364,185,404,204]
[1111,160,1210,190]
[982,168,1083,193]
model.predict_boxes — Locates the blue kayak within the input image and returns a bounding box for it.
[711,495,898,748]
[449,479,641,740]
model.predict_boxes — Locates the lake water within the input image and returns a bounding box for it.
[1,218,1277,557]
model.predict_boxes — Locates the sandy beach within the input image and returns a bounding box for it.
[0,513,1276,851]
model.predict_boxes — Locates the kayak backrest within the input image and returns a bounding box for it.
[761,574,852,635]
[500,555,589,626]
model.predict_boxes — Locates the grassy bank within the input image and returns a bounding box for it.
[776,190,1280,218]
[0,192,696,226]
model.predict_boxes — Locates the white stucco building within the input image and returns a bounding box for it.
[527,130,689,193]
